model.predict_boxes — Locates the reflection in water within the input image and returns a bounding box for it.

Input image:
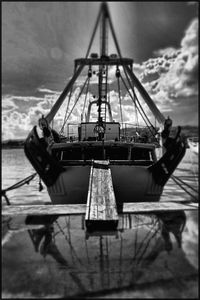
[23,212,188,294]
[2,210,198,298]
[26,215,87,292]
[156,211,186,252]
[26,211,186,260]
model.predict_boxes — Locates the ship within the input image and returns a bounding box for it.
[24,2,186,206]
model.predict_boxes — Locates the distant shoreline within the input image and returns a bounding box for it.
[2,140,25,149]
[2,145,24,149]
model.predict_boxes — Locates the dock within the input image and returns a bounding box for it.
[2,201,198,216]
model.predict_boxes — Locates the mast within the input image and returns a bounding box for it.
[98,2,109,123]
[45,2,166,127]
[100,2,108,57]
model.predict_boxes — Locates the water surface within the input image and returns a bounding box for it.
[1,148,199,298]
[2,148,198,205]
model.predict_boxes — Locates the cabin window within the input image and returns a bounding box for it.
[131,148,150,160]
[61,148,83,160]
[106,147,128,160]
[84,147,104,160]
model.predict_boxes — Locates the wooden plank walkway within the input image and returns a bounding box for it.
[2,201,198,216]
[123,201,198,213]
[2,204,86,216]
[85,160,118,230]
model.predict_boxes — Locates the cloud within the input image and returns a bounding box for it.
[37,88,60,95]
[2,7,198,140]
[2,96,19,112]
[1,91,65,139]
[133,18,198,124]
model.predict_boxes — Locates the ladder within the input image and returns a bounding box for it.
[98,65,108,122]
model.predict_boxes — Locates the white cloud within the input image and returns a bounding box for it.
[2,96,18,111]
[134,18,198,123]
[38,88,61,94]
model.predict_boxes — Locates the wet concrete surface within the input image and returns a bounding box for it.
[2,210,198,298]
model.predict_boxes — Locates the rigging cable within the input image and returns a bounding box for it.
[120,74,148,125]
[133,89,139,131]
[120,74,156,137]
[118,69,139,130]
[121,60,159,135]
[60,85,74,135]
[107,75,111,121]
[116,68,124,135]
[105,3,163,133]
[130,218,159,269]
[55,220,84,266]
[132,85,158,134]
[82,73,91,120]
[60,76,90,131]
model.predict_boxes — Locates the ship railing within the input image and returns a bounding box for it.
[60,160,154,166]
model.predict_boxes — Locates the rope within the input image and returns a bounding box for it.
[189,150,198,186]
[2,192,10,205]
[1,172,37,205]
[2,172,37,193]
[171,175,198,202]
[172,174,198,193]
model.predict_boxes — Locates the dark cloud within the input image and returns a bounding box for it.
[2,2,198,140]
[2,2,100,97]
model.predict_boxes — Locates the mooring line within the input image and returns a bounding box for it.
[189,151,198,185]
[1,172,38,205]
[172,175,198,193]
[171,176,198,202]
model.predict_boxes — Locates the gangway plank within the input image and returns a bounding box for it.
[85,160,119,230]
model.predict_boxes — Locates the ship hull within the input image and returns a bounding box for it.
[47,165,163,205]
[24,126,186,205]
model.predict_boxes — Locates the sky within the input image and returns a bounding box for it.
[2,1,199,140]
